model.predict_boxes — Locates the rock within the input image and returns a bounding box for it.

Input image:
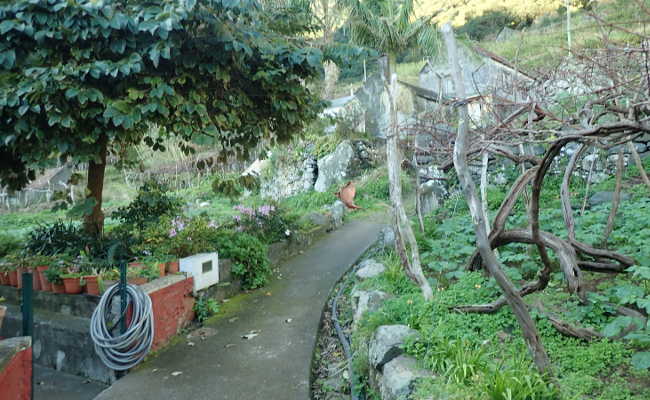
[260,162,307,201]
[380,355,432,400]
[419,180,441,215]
[306,212,329,228]
[531,145,546,156]
[329,201,346,229]
[315,141,356,192]
[493,172,508,185]
[355,74,390,138]
[351,289,390,328]
[301,158,318,191]
[356,259,386,280]
[369,325,419,371]
[588,191,631,207]
[378,227,396,249]
[635,143,647,154]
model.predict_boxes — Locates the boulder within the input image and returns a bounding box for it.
[356,259,386,280]
[315,141,357,192]
[588,191,631,207]
[351,289,390,328]
[380,355,432,400]
[306,212,330,228]
[369,325,419,371]
[378,227,396,249]
[329,201,346,229]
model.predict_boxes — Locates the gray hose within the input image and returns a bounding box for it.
[90,283,154,371]
[331,277,364,400]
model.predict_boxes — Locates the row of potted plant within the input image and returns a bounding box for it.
[0,253,181,296]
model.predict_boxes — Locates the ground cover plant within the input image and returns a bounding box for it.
[351,153,650,398]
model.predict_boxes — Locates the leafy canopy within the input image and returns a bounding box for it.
[0,0,324,190]
[339,0,437,59]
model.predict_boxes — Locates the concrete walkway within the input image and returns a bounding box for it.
[95,215,385,400]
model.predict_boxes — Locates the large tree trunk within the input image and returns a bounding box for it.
[382,55,433,301]
[442,24,552,374]
[84,136,108,236]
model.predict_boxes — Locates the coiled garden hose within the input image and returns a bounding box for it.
[331,276,365,400]
[90,283,154,371]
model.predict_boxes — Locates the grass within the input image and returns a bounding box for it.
[481,0,645,72]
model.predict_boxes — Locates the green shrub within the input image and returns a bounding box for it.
[212,173,259,201]
[25,220,84,256]
[0,233,21,258]
[458,10,528,41]
[210,230,270,289]
[194,296,220,323]
[112,180,182,227]
[232,204,295,243]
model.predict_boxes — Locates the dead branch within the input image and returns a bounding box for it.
[628,141,650,191]
[602,148,625,246]
[532,301,603,341]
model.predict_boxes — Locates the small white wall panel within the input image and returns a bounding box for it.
[179,252,219,292]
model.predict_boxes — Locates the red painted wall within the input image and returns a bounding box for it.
[149,277,195,351]
[0,346,32,400]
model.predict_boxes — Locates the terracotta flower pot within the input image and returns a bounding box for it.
[128,262,145,269]
[16,268,23,289]
[63,277,82,294]
[128,277,147,285]
[37,266,51,292]
[51,282,65,294]
[32,269,41,291]
[158,263,166,277]
[166,260,180,274]
[84,276,101,296]
[8,270,18,287]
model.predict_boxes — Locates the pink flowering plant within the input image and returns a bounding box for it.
[232,203,294,243]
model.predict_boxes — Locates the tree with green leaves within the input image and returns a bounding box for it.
[0,0,323,235]
[341,0,436,300]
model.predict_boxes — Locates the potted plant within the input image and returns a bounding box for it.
[61,264,83,294]
[144,255,167,278]
[76,251,102,296]
[0,261,10,285]
[127,264,147,285]
[167,258,180,273]
[44,262,65,294]
[29,254,54,292]
[5,252,25,288]
[101,268,120,289]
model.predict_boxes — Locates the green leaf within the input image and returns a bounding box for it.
[149,46,160,67]
[0,20,15,34]
[631,352,650,370]
[65,88,79,100]
[18,104,29,116]
[2,50,16,69]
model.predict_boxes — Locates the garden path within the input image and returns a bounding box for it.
[94,214,386,400]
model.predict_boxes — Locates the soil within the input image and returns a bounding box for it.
[312,269,362,400]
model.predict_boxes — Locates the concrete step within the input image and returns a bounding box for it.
[35,365,107,400]
[1,304,116,384]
